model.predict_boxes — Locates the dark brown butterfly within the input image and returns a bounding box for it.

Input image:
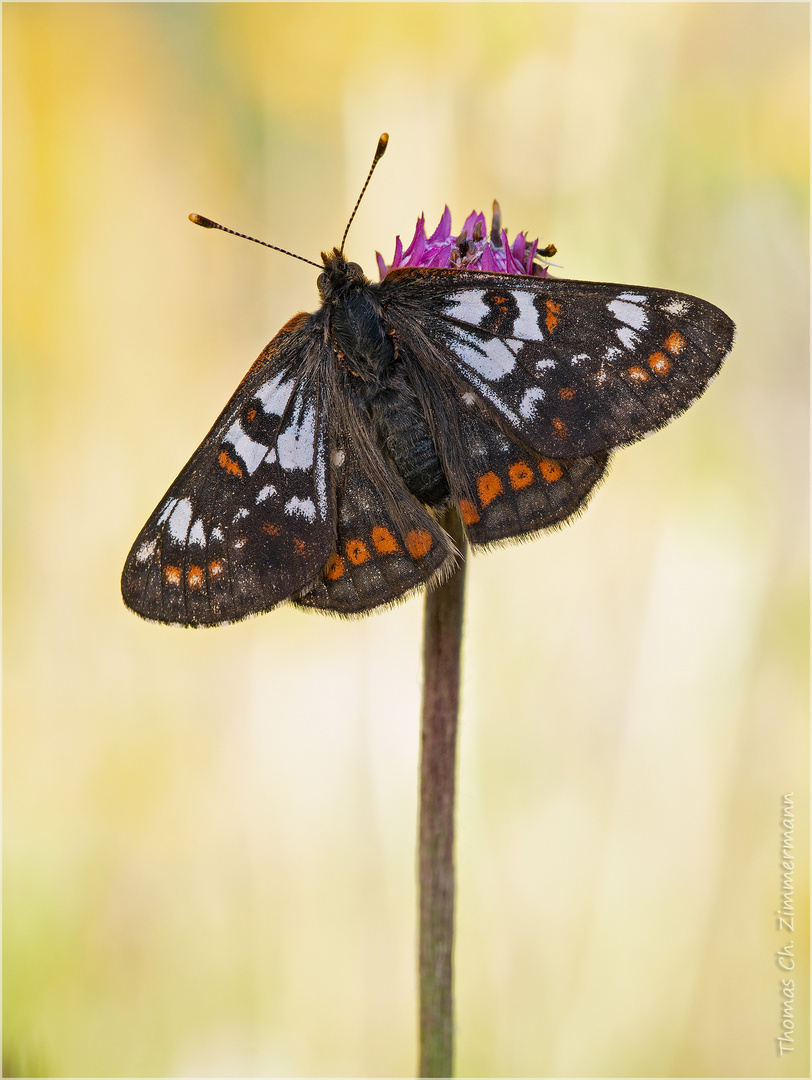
[122,135,735,625]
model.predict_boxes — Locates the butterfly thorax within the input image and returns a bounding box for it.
[318,250,450,509]
[320,253,390,386]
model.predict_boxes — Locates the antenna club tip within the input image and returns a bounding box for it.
[189,213,215,228]
[375,133,389,160]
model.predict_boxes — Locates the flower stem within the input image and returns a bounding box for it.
[418,507,467,1078]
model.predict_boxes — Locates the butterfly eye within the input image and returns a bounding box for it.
[317,272,328,291]
[346,262,363,277]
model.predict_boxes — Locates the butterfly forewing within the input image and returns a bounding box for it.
[382,268,735,460]
[122,314,336,625]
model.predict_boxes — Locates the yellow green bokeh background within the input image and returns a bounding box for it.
[5,3,808,1077]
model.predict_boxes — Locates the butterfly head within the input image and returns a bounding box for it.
[317,247,371,303]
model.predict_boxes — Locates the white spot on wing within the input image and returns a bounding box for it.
[256,484,276,503]
[157,498,178,525]
[264,448,277,464]
[519,387,546,419]
[210,526,224,542]
[608,298,649,330]
[285,495,316,522]
[445,289,489,326]
[136,539,157,563]
[315,429,327,518]
[571,353,590,365]
[223,420,267,475]
[256,372,295,416]
[452,331,516,380]
[278,396,316,470]
[618,292,647,302]
[536,358,556,373]
[167,498,193,542]
[189,519,205,546]
[512,291,545,340]
[616,326,640,350]
[232,508,249,522]
[662,297,688,315]
[460,371,524,427]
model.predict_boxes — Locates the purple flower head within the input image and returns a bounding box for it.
[377,201,556,281]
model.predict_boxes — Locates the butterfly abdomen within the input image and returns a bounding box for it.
[370,381,451,508]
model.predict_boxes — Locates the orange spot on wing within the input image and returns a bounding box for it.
[539,458,563,483]
[219,450,242,477]
[208,559,224,578]
[559,387,576,401]
[164,565,181,586]
[551,417,568,438]
[371,526,401,555]
[346,539,371,565]
[247,408,257,422]
[187,566,203,589]
[294,538,308,556]
[664,330,685,355]
[508,462,534,489]
[492,294,509,307]
[459,499,480,525]
[262,522,280,537]
[477,471,504,507]
[627,366,649,382]
[546,299,561,333]
[325,553,344,580]
[405,530,433,559]
[648,352,672,376]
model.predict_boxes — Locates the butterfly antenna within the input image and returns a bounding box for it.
[339,133,389,255]
[188,215,322,269]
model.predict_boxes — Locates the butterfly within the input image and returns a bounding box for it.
[121,135,735,626]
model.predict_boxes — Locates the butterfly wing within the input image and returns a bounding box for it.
[292,378,457,614]
[121,313,337,626]
[393,345,609,546]
[125,261,734,621]
[380,268,735,459]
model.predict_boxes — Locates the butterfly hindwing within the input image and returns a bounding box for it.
[380,268,735,459]
[292,395,456,614]
[121,314,337,626]
[442,406,609,546]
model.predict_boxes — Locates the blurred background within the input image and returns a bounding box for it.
[4,4,808,1077]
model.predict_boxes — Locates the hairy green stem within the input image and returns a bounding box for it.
[418,507,467,1077]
